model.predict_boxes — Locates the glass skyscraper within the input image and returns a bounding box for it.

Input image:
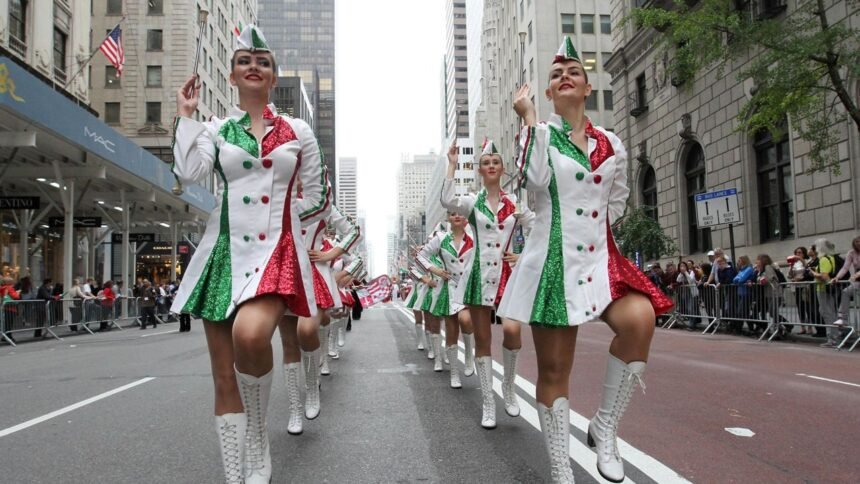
[259,0,336,193]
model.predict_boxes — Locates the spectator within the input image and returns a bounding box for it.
[1,276,21,343]
[67,278,94,332]
[18,277,36,300]
[139,280,158,330]
[698,261,716,318]
[832,235,860,327]
[175,279,191,333]
[98,281,116,332]
[753,254,783,334]
[647,263,668,294]
[707,250,716,264]
[676,261,701,330]
[732,255,757,333]
[788,247,815,334]
[663,262,678,291]
[810,238,842,347]
[31,278,55,338]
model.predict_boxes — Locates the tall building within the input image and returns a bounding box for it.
[444,0,470,144]
[606,0,859,258]
[271,76,314,128]
[337,157,357,219]
[259,0,336,194]
[387,232,398,275]
[397,155,436,254]
[90,0,257,168]
[479,0,615,174]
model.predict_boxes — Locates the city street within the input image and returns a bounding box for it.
[1,303,858,483]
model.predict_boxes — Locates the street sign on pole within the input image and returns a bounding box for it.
[694,189,741,227]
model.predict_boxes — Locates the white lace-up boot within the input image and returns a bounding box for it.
[328,322,340,359]
[319,327,331,376]
[302,349,321,420]
[283,362,303,435]
[538,397,575,483]
[446,345,462,389]
[502,347,521,417]
[337,318,346,347]
[474,356,496,429]
[587,355,646,483]
[426,330,435,359]
[463,333,475,377]
[433,334,444,372]
[415,324,425,350]
[236,369,273,484]
[215,413,246,484]
[442,339,450,364]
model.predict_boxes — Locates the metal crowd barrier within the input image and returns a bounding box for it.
[663,281,858,351]
[0,299,61,345]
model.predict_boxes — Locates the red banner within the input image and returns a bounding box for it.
[357,275,393,308]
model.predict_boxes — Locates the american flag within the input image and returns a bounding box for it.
[100,27,124,76]
[357,275,393,308]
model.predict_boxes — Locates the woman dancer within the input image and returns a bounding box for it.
[442,140,534,429]
[418,212,475,387]
[498,37,672,483]
[171,25,330,483]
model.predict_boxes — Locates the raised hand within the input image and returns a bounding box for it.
[447,142,459,166]
[513,84,536,125]
[177,75,200,118]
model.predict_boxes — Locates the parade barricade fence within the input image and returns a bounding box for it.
[46,297,144,335]
[662,281,857,352]
[0,299,61,346]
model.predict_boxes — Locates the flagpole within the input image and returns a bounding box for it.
[64,16,126,90]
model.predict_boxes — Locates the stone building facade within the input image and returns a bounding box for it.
[606,0,860,261]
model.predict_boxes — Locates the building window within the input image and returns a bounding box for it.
[529,58,534,81]
[684,143,711,253]
[145,102,162,125]
[603,90,614,110]
[147,30,163,51]
[632,73,648,116]
[581,51,597,71]
[104,102,120,124]
[755,128,794,241]
[105,66,120,87]
[519,0,524,18]
[146,66,162,87]
[148,0,163,15]
[641,165,657,221]
[581,14,595,34]
[106,0,122,15]
[600,15,612,34]
[9,0,27,53]
[53,27,67,79]
[528,21,533,44]
[585,93,598,111]
[561,14,575,34]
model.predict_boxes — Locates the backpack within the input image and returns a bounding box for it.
[823,254,846,280]
[774,267,787,284]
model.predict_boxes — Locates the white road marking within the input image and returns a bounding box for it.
[0,377,156,438]
[724,427,755,437]
[795,373,860,388]
[141,330,179,338]
[394,304,690,484]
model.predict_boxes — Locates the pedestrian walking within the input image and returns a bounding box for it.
[170,24,330,484]
[441,138,536,429]
[497,37,673,483]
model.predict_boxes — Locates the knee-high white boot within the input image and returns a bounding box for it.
[446,345,462,389]
[474,356,496,429]
[441,338,450,364]
[463,333,475,377]
[415,324,425,350]
[337,318,346,347]
[328,321,340,359]
[302,349,321,419]
[319,327,331,375]
[587,355,646,483]
[283,362,303,435]
[538,397,575,484]
[502,347,521,417]
[215,413,246,484]
[433,334,444,372]
[236,368,273,484]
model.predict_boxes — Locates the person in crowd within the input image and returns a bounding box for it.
[67,278,94,332]
[647,263,667,295]
[175,279,192,332]
[98,281,116,332]
[1,276,21,344]
[139,280,158,330]
[698,261,716,318]
[662,261,678,294]
[31,278,54,338]
[498,37,673,483]
[676,261,701,330]
[707,250,716,264]
[806,245,827,337]
[788,247,815,334]
[442,137,535,429]
[832,235,860,328]
[753,254,783,335]
[170,25,330,483]
[731,255,757,334]
[809,239,842,347]
[710,255,737,332]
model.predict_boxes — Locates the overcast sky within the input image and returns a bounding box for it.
[335,0,445,276]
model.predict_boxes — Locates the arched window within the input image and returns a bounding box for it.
[755,128,793,241]
[640,165,657,221]
[685,143,711,253]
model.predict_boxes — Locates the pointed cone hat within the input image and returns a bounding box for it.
[553,36,581,63]
[235,25,272,53]
[481,138,500,156]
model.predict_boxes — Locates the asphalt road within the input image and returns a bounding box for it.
[1,303,857,483]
